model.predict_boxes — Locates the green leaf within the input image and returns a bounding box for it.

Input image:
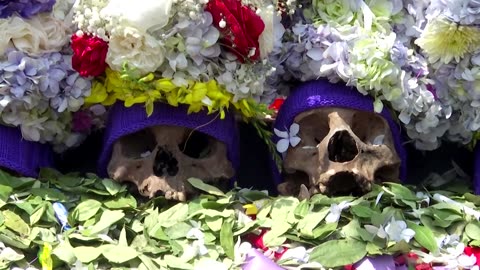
[271,197,299,221]
[53,241,76,264]
[465,222,480,241]
[164,222,192,240]
[406,221,438,253]
[298,208,329,236]
[119,226,128,246]
[158,203,189,227]
[384,183,418,201]
[30,188,66,201]
[464,193,480,206]
[310,239,367,268]
[293,200,310,219]
[0,184,12,207]
[83,210,125,236]
[71,200,102,222]
[30,202,47,225]
[3,210,30,236]
[102,244,138,263]
[220,219,234,259]
[263,221,291,247]
[312,222,337,240]
[101,179,125,195]
[103,195,137,209]
[73,246,102,263]
[139,254,159,270]
[187,178,225,197]
[351,204,378,218]
[205,217,223,232]
[163,255,193,270]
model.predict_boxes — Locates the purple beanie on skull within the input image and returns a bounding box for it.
[97,102,240,182]
[271,80,408,185]
[0,125,54,177]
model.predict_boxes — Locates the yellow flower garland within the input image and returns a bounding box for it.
[85,68,257,119]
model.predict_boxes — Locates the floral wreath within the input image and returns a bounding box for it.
[267,0,480,151]
[71,0,297,133]
[0,0,106,152]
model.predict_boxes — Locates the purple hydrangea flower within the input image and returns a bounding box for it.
[0,0,56,19]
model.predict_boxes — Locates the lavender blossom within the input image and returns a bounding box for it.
[0,0,56,19]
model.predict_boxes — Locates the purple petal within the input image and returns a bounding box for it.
[353,255,397,270]
[242,249,284,270]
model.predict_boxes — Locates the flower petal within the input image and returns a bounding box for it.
[276,139,290,153]
[274,128,288,138]
[290,136,301,147]
[289,123,300,135]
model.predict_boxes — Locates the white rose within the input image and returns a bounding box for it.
[0,15,69,56]
[100,0,173,33]
[257,5,285,58]
[106,27,165,75]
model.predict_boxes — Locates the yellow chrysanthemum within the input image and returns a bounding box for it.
[416,18,480,64]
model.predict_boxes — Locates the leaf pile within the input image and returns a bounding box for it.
[0,169,478,269]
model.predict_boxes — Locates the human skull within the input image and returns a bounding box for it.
[107,125,235,201]
[277,107,401,199]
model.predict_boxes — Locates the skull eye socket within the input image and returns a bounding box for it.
[118,129,157,158]
[178,130,213,159]
[350,111,388,144]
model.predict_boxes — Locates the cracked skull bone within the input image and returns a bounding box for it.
[107,125,235,201]
[278,107,401,198]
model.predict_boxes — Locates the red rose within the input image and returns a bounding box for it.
[269,98,285,111]
[205,0,265,62]
[71,33,109,77]
[415,263,433,270]
[464,246,480,266]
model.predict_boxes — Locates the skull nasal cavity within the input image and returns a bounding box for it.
[328,130,358,162]
[154,146,179,177]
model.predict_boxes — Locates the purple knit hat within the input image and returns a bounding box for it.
[272,80,407,185]
[473,145,480,194]
[98,102,240,181]
[0,125,54,177]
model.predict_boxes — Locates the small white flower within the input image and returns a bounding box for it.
[455,254,477,269]
[416,191,430,206]
[274,123,301,153]
[364,224,388,239]
[325,201,351,223]
[281,246,309,263]
[384,217,415,243]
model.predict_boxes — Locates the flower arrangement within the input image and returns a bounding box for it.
[270,0,480,151]
[0,0,105,151]
[71,0,291,121]
[0,166,479,270]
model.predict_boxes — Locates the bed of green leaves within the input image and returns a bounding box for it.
[0,168,478,270]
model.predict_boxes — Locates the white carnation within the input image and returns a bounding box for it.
[106,27,165,75]
[0,15,69,56]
